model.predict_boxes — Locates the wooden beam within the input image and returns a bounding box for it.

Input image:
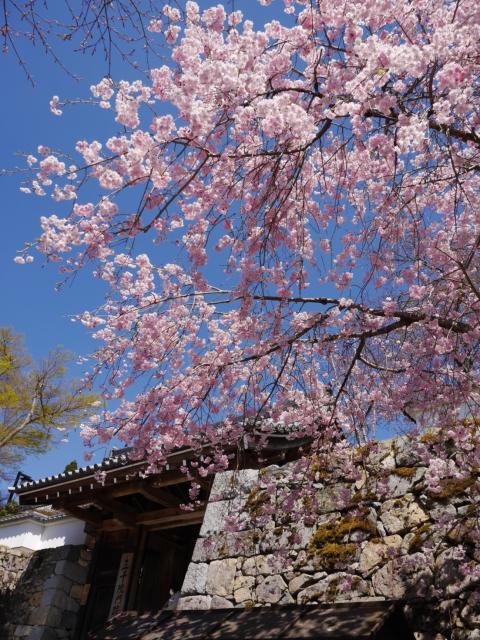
[105,472,188,497]
[108,481,150,498]
[54,481,145,507]
[92,495,136,513]
[62,504,103,526]
[100,518,136,531]
[138,485,180,507]
[135,506,184,524]
[136,506,205,527]
[150,470,192,488]
[92,496,137,525]
[49,477,181,507]
[146,513,205,531]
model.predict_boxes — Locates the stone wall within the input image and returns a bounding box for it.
[0,545,33,592]
[0,544,91,640]
[178,438,480,639]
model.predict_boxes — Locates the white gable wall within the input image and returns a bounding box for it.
[0,517,85,550]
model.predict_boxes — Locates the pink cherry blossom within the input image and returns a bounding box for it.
[18,1,480,522]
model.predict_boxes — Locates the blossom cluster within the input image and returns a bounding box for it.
[18,1,480,494]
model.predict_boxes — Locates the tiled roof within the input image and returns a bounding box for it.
[90,602,414,640]
[11,447,143,495]
[12,421,310,497]
[0,505,67,525]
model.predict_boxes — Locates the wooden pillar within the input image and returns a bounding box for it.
[126,525,147,611]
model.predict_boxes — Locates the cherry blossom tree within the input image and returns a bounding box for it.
[18,0,480,490]
[1,0,176,81]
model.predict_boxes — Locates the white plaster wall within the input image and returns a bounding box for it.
[0,517,85,550]
[0,520,44,550]
[41,518,86,548]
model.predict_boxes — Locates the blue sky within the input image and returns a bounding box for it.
[1,38,112,492]
[1,1,285,494]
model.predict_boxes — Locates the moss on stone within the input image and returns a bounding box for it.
[308,521,338,548]
[432,477,475,501]
[420,430,437,445]
[350,491,362,505]
[325,575,362,601]
[409,523,432,552]
[308,515,375,555]
[355,442,377,457]
[245,486,271,518]
[392,466,417,478]
[309,454,323,474]
[316,543,357,569]
[351,490,377,505]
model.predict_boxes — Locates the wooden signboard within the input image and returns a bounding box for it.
[109,552,134,618]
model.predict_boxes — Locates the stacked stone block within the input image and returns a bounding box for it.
[178,438,480,639]
[0,545,91,640]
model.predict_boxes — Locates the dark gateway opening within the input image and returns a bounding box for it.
[135,526,200,613]
[80,524,200,639]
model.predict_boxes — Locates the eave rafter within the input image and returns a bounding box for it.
[28,470,206,532]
